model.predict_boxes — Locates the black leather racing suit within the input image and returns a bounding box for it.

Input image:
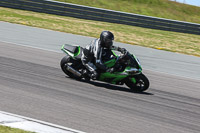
[81,38,126,75]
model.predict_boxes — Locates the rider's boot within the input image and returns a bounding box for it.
[90,70,99,80]
[82,69,90,81]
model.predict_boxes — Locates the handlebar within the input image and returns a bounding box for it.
[117,51,130,63]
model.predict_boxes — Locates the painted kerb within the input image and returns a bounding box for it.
[0,0,200,35]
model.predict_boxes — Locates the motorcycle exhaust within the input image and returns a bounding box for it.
[66,65,82,77]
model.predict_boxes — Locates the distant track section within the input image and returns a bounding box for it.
[0,0,200,35]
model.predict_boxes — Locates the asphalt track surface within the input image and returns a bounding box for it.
[1,42,200,133]
[0,22,200,133]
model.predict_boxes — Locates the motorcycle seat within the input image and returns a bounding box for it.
[63,44,79,54]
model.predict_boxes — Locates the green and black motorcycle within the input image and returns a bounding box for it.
[60,44,149,92]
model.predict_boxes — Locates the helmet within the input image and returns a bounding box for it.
[100,31,114,49]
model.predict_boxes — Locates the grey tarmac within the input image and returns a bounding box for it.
[0,42,200,133]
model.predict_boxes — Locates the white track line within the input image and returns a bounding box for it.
[0,111,86,133]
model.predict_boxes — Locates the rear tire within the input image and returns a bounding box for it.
[60,55,81,80]
[125,74,149,92]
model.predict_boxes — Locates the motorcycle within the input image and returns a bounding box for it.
[60,44,149,92]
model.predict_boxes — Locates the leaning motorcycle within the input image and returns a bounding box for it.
[60,44,150,92]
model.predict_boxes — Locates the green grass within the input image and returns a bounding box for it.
[56,0,200,24]
[0,2,200,57]
[0,125,34,133]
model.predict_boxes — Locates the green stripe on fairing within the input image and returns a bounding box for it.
[61,45,81,57]
[103,51,118,68]
[61,44,65,51]
[61,45,71,56]
[74,46,81,57]
[99,72,127,84]
[112,50,117,57]
[104,58,116,67]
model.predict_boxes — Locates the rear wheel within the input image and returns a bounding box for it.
[60,55,82,80]
[125,74,149,92]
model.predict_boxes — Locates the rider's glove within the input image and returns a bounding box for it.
[121,48,127,54]
[118,47,127,54]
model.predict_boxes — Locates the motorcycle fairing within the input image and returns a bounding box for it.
[104,58,116,68]
[99,72,128,84]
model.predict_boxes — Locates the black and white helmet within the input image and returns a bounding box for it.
[100,31,114,49]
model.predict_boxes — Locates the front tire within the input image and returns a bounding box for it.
[125,74,149,92]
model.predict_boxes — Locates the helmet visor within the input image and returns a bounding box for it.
[105,39,113,48]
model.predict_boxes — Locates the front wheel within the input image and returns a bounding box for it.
[125,74,149,92]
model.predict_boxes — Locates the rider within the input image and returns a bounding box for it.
[81,31,127,80]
